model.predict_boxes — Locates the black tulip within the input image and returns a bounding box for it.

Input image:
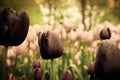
[94,41,120,80]
[0,8,29,46]
[38,31,63,59]
[100,27,111,40]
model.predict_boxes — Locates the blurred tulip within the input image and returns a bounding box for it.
[81,31,94,42]
[77,59,81,66]
[68,30,77,41]
[76,24,84,39]
[12,39,28,55]
[0,45,4,55]
[6,58,11,67]
[74,41,79,48]
[33,60,41,69]
[87,62,94,75]
[23,57,28,64]
[61,27,67,40]
[30,40,39,51]
[93,25,104,40]
[7,48,16,58]
[27,27,37,42]
[33,24,44,34]
[62,18,75,31]
[110,32,120,45]
[54,26,67,40]
[100,27,111,40]
[28,50,33,57]
[62,70,72,80]
[9,73,13,80]
[34,68,42,80]
[43,25,53,32]
[38,31,63,59]
[0,8,29,46]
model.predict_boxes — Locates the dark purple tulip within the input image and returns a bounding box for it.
[33,60,41,69]
[100,27,111,40]
[0,8,29,46]
[38,31,63,59]
[34,68,42,80]
[62,70,72,80]
[94,41,120,80]
[87,62,94,75]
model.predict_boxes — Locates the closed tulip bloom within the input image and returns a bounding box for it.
[0,8,29,46]
[34,68,42,80]
[38,31,63,59]
[87,62,94,75]
[62,70,72,80]
[100,27,111,40]
[94,40,120,80]
[33,60,41,69]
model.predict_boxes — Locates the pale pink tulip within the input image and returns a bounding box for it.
[30,40,39,52]
[6,58,11,67]
[33,24,44,34]
[62,18,75,30]
[93,25,104,40]
[81,31,94,42]
[12,39,28,55]
[29,50,34,57]
[110,32,120,45]
[27,27,37,42]
[68,30,77,41]
[74,41,79,48]
[7,48,16,58]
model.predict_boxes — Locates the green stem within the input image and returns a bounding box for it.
[0,46,8,80]
[51,59,54,80]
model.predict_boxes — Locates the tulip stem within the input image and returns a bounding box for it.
[0,46,8,80]
[51,59,55,80]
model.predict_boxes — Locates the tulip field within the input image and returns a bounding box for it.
[0,0,120,80]
[1,20,120,80]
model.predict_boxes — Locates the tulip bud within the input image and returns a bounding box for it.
[38,31,63,59]
[100,27,111,40]
[33,60,41,69]
[34,68,42,80]
[0,8,29,46]
[87,62,94,75]
[94,40,120,80]
[62,70,72,80]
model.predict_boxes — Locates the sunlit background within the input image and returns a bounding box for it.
[0,0,120,80]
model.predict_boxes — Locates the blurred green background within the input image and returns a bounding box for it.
[0,0,120,26]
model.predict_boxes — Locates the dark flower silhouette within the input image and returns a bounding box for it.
[87,41,120,80]
[0,8,29,46]
[38,31,63,59]
[100,27,111,40]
